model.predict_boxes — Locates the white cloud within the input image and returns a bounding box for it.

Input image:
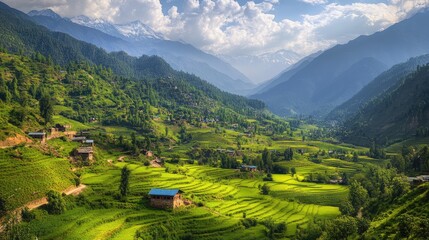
[3,0,429,57]
[301,0,328,5]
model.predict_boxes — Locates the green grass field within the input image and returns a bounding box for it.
[0,144,75,210]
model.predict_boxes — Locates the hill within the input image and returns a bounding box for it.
[339,63,429,146]
[252,10,429,116]
[328,54,429,121]
[364,183,429,239]
[0,1,264,118]
[28,9,254,95]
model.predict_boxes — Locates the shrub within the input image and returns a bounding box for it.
[261,184,270,195]
[21,207,35,222]
[46,190,66,214]
[241,218,258,228]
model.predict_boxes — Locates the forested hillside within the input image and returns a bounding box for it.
[0,1,265,120]
[329,54,429,121]
[339,63,429,146]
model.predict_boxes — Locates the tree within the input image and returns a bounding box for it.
[0,197,6,218]
[349,181,369,215]
[39,92,54,124]
[119,166,131,197]
[261,184,270,195]
[46,190,66,214]
[284,148,293,161]
[291,167,297,177]
[324,216,358,240]
[352,152,359,162]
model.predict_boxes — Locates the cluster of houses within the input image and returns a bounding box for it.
[27,124,95,162]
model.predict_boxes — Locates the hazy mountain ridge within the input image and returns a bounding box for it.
[252,10,429,116]
[328,54,429,121]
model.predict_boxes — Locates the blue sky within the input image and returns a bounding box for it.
[4,0,429,57]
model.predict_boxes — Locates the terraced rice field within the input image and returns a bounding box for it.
[0,145,75,210]
[30,162,339,239]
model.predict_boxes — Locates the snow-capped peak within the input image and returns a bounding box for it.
[70,15,165,41]
[115,20,165,41]
[28,9,62,20]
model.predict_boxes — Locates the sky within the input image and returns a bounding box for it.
[4,0,429,57]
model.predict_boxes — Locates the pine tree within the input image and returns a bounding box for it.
[119,166,131,197]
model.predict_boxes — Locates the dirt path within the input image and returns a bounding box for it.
[25,184,87,210]
[0,184,87,233]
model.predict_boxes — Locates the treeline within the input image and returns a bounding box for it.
[391,145,429,173]
[296,165,412,239]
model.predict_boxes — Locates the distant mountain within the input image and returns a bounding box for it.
[70,15,165,41]
[340,63,429,146]
[28,10,133,54]
[67,13,253,95]
[221,50,301,84]
[250,51,321,95]
[252,10,429,116]
[328,54,429,121]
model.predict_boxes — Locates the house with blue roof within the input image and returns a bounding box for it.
[241,165,258,172]
[149,188,183,209]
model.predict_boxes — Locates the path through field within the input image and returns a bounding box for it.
[0,184,87,232]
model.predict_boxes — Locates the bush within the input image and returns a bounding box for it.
[21,207,36,222]
[241,218,258,228]
[273,164,289,174]
[46,190,66,214]
[261,184,270,195]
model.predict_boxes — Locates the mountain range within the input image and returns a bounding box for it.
[28,9,255,95]
[220,50,302,84]
[252,9,429,116]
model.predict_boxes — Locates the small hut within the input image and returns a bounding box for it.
[148,188,183,209]
[76,147,94,161]
[240,165,258,172]
[28,132,46,143]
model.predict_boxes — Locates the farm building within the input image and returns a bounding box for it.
[76,147,94,161]
[28,132,46,143]
[72,136,86,142]
[148,188,183,209]
[83,139,94,146]
[241,165,258,172]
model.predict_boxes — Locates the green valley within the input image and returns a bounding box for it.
[1,1,429,240]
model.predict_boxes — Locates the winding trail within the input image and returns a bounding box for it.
[0,184,87,232]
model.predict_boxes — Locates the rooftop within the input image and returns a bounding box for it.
[77,147,93,154]
[84,140,94,143]
[241,165,257,169]
[149,188,182,197]
[28,132,46,136]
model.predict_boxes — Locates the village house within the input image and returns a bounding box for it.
[75,147,94,161]
[28,132,46,143]
[148,188,183,209]
[83,139,94,146]
[241,165,258,172]
[72,136,86,142]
